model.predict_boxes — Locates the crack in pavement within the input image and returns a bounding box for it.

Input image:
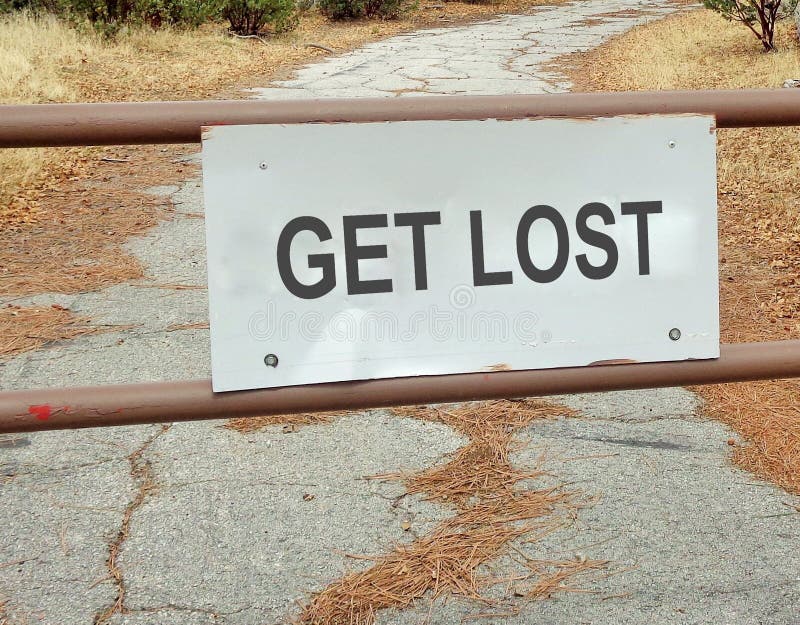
[93,425,171,625]
[126,603,249,618]
[249,0,681,100]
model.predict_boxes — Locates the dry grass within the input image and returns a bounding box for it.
[0,13,92,226]
[0,304,119,359]
[0,12,86,105]
[296,400,605,625]
[569,10,800,92]
[1,0,563,223]
[565,10,800,493]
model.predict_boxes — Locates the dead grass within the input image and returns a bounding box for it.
[296,400,605,625]
[0,303,122,359]
[1,0,564,224]
[563,10,800,493]
[568,10,800,92]
[0,12,92,227]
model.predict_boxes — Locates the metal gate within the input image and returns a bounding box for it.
[1,89,798,433]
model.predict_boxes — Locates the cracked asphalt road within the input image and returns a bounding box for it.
[1,1,799,624]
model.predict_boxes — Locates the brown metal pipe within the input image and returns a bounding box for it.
[2,89,800,148]
[1,340,798,434]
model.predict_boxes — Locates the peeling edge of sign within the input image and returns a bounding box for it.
[486,363,511,372]
[587,359,639,366]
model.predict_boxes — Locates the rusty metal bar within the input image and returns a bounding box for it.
[1,340,798,434]
[2,89,800,148]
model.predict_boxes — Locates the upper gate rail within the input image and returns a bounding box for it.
[3,89,800,148]
[1,89,799,434]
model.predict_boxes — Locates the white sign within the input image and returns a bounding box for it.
[202,116,719,392]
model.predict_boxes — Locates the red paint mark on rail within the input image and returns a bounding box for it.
[28,405,51,421]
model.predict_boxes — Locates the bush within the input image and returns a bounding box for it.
[216,0,296,34]
[0,0,73,12]
[135,0,211,27]
[82,0,213,28]
[703,0,799,51]
[0,0,213,29]
[318,0,403,19]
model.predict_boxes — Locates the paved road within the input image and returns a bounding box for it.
[2,1,799,624]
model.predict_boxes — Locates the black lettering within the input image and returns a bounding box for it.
[277,216,336,300]
[394,211,441,290]
[575,202,618,280]
[516,205,569,283]
[621,201,662,275]
[343,214,393,295]
[470,210,513,286]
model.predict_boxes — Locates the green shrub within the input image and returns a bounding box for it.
[0,0,213,29]
[318,0,402,19]
[316,0,357,19]
[82,0,213,27]
[135,0,211,27]
[0,0,73,13]
[215,0,296,34]
[0,0,24,10]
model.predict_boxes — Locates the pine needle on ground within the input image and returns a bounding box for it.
[296,400,604,625]
[225,410,353,433]
[0,304,122,359]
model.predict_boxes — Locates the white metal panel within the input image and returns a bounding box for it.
[201,116,719,392]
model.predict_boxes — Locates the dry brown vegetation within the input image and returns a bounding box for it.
[296,400,607,625]
[1,0,564,223]
[380,401,577,506]
[0,303,122,359]
[565,10,800,493]
[225,410,350,432]
[0,147,178,296]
